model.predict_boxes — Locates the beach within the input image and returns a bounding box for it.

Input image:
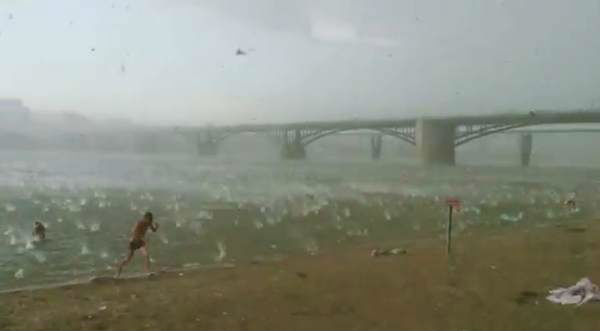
[3,218,600,330]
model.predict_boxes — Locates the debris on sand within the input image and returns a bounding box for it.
[296,272,307,279]
[515,290,539,305]
[547,278,600,305]
[370,248,407,257]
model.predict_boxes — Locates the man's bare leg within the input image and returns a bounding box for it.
[116,250,134,278]
[140,246,151,273]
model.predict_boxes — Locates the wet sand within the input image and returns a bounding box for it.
[2,219,600,330]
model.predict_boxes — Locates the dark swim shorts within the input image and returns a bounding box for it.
[129,239,146,251]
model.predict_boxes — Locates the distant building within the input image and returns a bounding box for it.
[0,98,30,127]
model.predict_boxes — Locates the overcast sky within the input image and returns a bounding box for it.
[0,0,599,125]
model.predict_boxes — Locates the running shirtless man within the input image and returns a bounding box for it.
[116,212,159,277]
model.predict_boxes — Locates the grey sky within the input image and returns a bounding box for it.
[0,0,599,125]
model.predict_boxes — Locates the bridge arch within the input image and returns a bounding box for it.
[301,128,416,147]
[454,122,574,147]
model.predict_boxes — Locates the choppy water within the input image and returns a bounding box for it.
[1,150,600,291]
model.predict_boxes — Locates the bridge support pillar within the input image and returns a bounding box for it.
[416,119,456,165]
[370,134,383,160]
[519,133,532,167]
[281,129,306,159]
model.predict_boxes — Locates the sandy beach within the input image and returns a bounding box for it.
[2,218,600,330]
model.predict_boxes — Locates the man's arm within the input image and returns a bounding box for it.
[151,222,159,232]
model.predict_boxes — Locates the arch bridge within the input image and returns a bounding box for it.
[174,109,600,166]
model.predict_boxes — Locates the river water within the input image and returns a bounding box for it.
[1,150,599,292]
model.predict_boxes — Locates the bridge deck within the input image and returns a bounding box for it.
[175,109,600,133]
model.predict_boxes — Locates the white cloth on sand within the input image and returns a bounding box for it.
[546,278,600,305]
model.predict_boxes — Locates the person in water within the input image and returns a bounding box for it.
[33,221,46,240]
[565,199,576,209]
[116,211,159,277]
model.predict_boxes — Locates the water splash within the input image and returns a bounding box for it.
[265,215,280,226]
[304,239,319,255]
[31,251,46,263]
[343,207,351,218]
[383,209,392,221]
[158,234,169,244]
[14,269,24,279]
[214,241,227,262]
[500,212,523,222]
[3,226,14,236]
[67,204,81,212]
[196,210,213,220]
[4,203,16,212]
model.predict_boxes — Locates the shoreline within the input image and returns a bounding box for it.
[0,262,237,296]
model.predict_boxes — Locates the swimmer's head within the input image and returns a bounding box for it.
[144,211,153,222]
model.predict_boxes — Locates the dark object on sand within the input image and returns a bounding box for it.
[236,48,246,56]
[296,272,308,279]
[370,248,407,257]
[515,290,539,305]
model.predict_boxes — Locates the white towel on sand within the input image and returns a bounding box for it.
[546,278,600,305]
